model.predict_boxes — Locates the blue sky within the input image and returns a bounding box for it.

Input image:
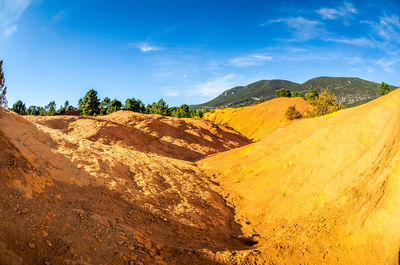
[1,0,400,108]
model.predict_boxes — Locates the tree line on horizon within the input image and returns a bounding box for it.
[0,60,393,120]
[9,89,205,118]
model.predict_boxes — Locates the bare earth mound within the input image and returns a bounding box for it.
[203,97,311,141]
[3,90,400,264]
[199,89,400,264]
[26,110,250,161]
[0,109,251,264]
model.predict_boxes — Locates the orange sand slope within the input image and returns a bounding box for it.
[203,97,311,141]
[198,89,400,264]
[26,110,250,161]
[0,109,251,265]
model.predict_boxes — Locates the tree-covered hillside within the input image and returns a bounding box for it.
[193,77,397,109]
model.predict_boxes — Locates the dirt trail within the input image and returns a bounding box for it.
[199,89,400,264]
[0,109,252,264]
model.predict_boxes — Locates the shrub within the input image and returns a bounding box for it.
[305,89,344,118]
[275,88,291,98]
[285,105,302,120]
[291,91,305,98]
[378,82,390,96]
[305,89,319,100]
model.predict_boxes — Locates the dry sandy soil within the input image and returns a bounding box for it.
[200,92,400,264]
[1,93,400,264]
[0,110,251,264]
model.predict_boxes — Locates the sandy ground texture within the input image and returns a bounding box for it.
[199,90,400,264]
[202,97,311,141]
[0,110,253,265]
[3,91,400,264]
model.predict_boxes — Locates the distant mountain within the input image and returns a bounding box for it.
[193,77,397,109]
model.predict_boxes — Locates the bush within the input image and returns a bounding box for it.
[305,89,344,118]
[291,91,305,98]
[275,88,291,98]
[305,89,319,100]
[378,82,390,96]
[285,105,302,120]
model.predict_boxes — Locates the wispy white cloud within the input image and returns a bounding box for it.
[52,10,67,23]
[165,89,180,97]
[316,3,357,20]
[269,17,324,41]
[230,54,272,67]
[346,56,362,64]
[140,43,161,52]
[0,0,32,39]
[127,42,162,52]
[323,36,376,47]
[371,15,400,45]
[3,25,17,39]
[194,74,238,97]
[374,58,400,74]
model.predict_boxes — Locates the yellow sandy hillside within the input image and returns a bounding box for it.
[0,109,251,264]
[198,89,400,264]
[203,97,311,141]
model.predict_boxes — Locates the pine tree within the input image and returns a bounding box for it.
[149,99,169,115]
[45,101,56,116]
[378,82,391,96]
[11,100,26,115]
[106,99,122,114]
[99,97,111,115]
[81,89,100,116]
[0,60,7,108]
[124,98,145,113]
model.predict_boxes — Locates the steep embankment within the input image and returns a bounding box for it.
[27,110,250,161]
[0,109,251,264]
[198,89,400,264]
[203,97,311,141]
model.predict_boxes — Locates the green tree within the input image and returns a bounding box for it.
[27,106,44,115]
[291,91,305,98]
[378,82,391,96]
[11,100,26,115]
[57,100,70,115]
[0,60,7,107]
[174,104,190,118]
[124,98,145,113]
[81,89,100,116]
[305,89,344,118]
[99,97,111,115]
[275,88,292,98]
[106,99,122,114]
[77,98,83,112]
[149,99,169,115]
[305,89,319,100]
[45,101,56,116]
[285,105,302,120]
